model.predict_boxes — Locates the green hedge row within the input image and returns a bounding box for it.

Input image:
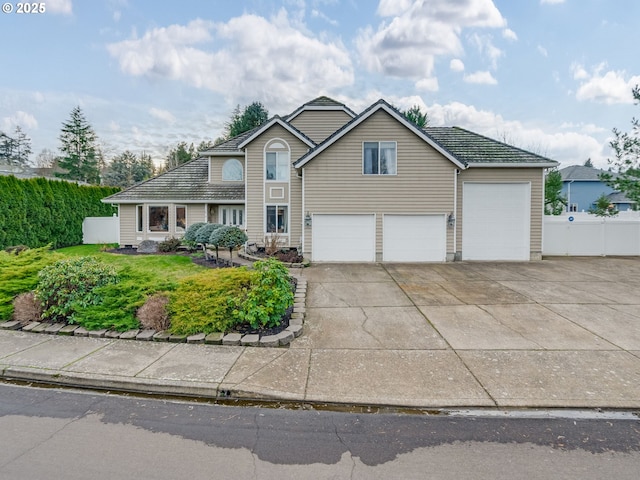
[0,176,119,249]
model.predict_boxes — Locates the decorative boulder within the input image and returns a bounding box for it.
[137,240,159,253]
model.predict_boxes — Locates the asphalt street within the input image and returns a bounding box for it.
[1,383,639,479]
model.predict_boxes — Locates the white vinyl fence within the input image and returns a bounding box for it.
[82,215,119,244]
[544,211,640,256]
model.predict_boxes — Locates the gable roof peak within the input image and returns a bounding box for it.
[305,96,345,107]
[286,96,357,121]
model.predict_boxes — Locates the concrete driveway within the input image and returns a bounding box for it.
[293,257,640,408]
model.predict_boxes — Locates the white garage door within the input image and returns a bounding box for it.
[383,215,446,262]
[312,214,375,262]
[463,183,531,261]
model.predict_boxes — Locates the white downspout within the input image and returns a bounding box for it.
[301,167,305,256]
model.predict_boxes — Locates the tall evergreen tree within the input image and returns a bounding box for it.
[57,106,101,184]
[216,102,269,144]
[0,131,15,165]
[402,105,430,128]
[164,141,196,171]
[12,126,32,166]
[103,151,155,188]
[0,126,32,166]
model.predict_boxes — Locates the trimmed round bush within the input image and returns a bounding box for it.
[183,222,207,243]
[195,223,223,245]
[210,225,248,259]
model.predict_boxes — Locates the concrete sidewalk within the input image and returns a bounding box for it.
[2,257,640,409]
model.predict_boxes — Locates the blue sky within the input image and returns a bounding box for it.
[1,0,639,168]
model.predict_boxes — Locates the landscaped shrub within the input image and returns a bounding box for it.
[0,246,63,321]
[66,266,176,332]
[36,256,119,323]
[168,268,253,335]
[194,223,222,245]
[231,258,294,329]
[183,222,207,244]
[210,225,248,260]
[12,291,42,325]
[158,237,182,252]
[137,294,170,331]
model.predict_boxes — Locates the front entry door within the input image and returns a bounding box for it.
[220,206,244,227]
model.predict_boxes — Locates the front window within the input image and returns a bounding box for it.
[136,205,143,233]
[148,206,168,232]
[266,152,289,181]
[266,205,288,233]
[222,159,243,181]
[175,205,186,231]
[363,141,397,175]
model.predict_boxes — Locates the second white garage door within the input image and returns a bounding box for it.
[312,214,375,262]
[383,214,446,262]
[462,183,531,261]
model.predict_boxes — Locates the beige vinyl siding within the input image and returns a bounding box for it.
[245,124,308,248]
[119,204,137,246]
[289,110,353,143]
[302,110,456,260]
[456,168,544,258]
[210,156,245,183]
[186,204,206,225]
[266,183,289,202]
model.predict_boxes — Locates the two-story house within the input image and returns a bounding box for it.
[559,165,635,212]
[103,97,558,262]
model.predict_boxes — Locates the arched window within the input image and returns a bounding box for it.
[222,159,243,181]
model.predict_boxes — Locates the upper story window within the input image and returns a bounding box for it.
[222,159,243,181]
[265,140,290,181]
[363,141,397,175]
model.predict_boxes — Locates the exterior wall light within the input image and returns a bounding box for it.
[305,212,312,227]
[447,212,455,228]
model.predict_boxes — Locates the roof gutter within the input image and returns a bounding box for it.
[467,162,559,168]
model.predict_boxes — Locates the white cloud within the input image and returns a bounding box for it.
[537,45,548,57]
[464,71,497,84]
[46,0,73,15]
[311,9,338,26]
[468,33,503,69]
[1,111,38,131]
[559,122,608,135]
[426,101,607,166]
[450,58,465,72]
[149,107,176,124]
[572,63,640,104]
[357,0,506,79]
[107,11,354,110]
[502,28,517,41]
[415,78,439,92]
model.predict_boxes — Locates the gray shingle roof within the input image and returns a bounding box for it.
[200,127,260,155]
[285,96,357,121]
[559,165,617,181]
[424,127,557,166]
[103,157,244,203]
[606,191,634,204]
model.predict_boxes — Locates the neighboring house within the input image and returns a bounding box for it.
[559,165,635,212]
[103,97,558,262]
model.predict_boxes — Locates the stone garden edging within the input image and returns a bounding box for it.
[0,275,307,348]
